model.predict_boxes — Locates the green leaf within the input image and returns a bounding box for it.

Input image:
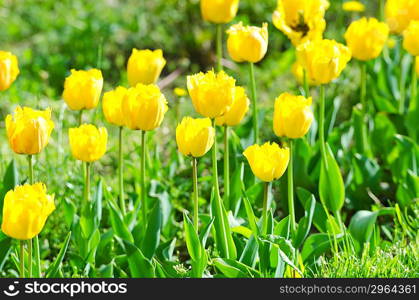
[319,143,345,213]
[293,194,316,248]
[242,187,259,237]
[0,233,12,272]
[302,233,342,263]
[92,180,103,228]
[141,200,162,259]
[46,232,71,278]
[213,258,260,278]
[348,210,379,253]
[123,240,155,278]
[239,235,258,267]
[210,191,237,259]
[108,201,134,243]
[183,212,201,261]
[199,217,214,248]
[297,188,328,233]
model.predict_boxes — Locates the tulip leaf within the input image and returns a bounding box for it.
[183,212,201,262]
[123,240,155,278]
[0,233,12,272]
[319,143,345,213]
[293,193,316,248]
[239,235,258,267]
[301,233,342,263]
[46,232,72,278]
[348,210,379,254]
[0,160,19,224]
[213,258,260,278]
[141,200,162,259]
[108,200,134,243]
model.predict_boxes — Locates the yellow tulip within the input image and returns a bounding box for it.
[62,69,103,110]
[344,17,389,61]
[403,20,419,56]
[243,142,290,182]
[122,84,168,131]
[1,183,55,240]
[127,49,166,86]
[69,124,108,162]
[176,117,215,157]
[385,0,419,34]
[273,92,314,139]
[342,1,365,12]
[291,60,315,86]
[216,86,249,126]
[6,106,54,155]
[200,0,239,24]
[0,51,19,91]
[296,39,352,85]
[226,22,268,63]
[272,0,329,45]
[102,86,128,127]
[187,70,235,119]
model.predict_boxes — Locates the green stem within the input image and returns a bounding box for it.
[360,62,372,157]
[287,139,296,234]
[379,0,384,21]
[249,62,259,144]
[141,130,147,224]
[319,85,327,159]
[223,125,230,208]
[28,155,33,184]
[28,240,32,277]
[262,182,270,235]
[118,127,126,215]
[400,56,407,114]
[192,158,199,232]
[78,110,84,126]
[84,162,91,203]
[20,241,25,278]
[411,55,417,114]
[303,69,309,97]
[211,119,230,258]
[216,24,223,71]
[360,63,367,115]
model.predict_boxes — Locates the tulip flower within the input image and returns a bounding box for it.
[272,0,329,46]
[385,0,419,34]
[345,18,389,62]
[243,142,289,234]
[122,83,168,224]
[186,70,236,259]
[103,86,128,214]
[69,124,108,163]
[6,106,54,155]
[200,0,239,24]
[345,18,389,156]
[273,92,313,232]
[176,117,215,230]
[127,49,166,86]
[342,1,365,12]
[296,39,352,86]
[62,69,103,115]
[1,183,55,277]
[0,51,19,91]
[226,22,268,144]
[187,70,235,119]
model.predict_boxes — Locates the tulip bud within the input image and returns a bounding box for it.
[272,0,329,46]
[1,183,55,240]
[200,0,239,24]
[296,39,351,85]
[122,84,168,131]
[127,49,166,86]
[227,22,268,63]
[243,142,290,182]
[62,69,103,110]
[176,117,215,157]
[6,106,54,155]
[69,124,108,162]
[385,0,419,34]
[102,86,128,127]
[403,21,419,56]
[0,51,19,91]
[273,92,314,139]
[344,17,389,61]
[187,70,235,119]
[216,86,249,126]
